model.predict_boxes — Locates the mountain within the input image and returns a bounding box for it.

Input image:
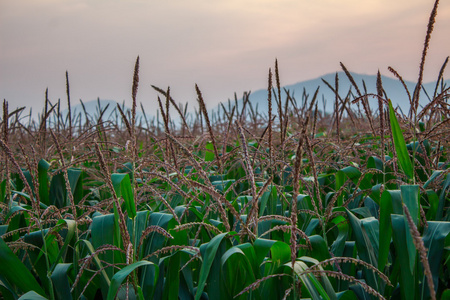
[229,72,449,117]
[70,99,121,121]
[64,99,148,125]
[66,73,448,123]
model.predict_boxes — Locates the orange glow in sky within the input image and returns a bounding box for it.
[1,0,449,112]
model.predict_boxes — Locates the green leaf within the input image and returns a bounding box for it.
[162,251,181,300]
[259,185,277,216]
[300,256,337,300]
[50,219,76,271]
[309,275,331,300]
[401,185,419,226]
[129,210,150,257]
[345,209,379,291]
[22,230,55,294]
[425,190,439,220]
[143,213,174,262]
[211,179,235,193]
[391,214,415,300]
[336,290,357,299]
[111,173,136,219]
[221,247,257,299]
[235,243,259,276]
[38,159,50,206]
[0,238,46,297]
[442,289,450,300]
[309,235,331,262]
[423,170,444,189]
[49,173,67,208]
[388,100,414,181]
[421,221,450,299]
[437,174,450,221]
[378,191,395,272]
[401,185,419,275]
[291,259,329,300]
[75,239,111,298]
[141,213,174,298]
[0,282,16,300]
[107,260,155,300]
[18,291,48,300]
[253,239,291,273]
[330,215,348,257]
[91,213,123,274]
[205,142,215,161]
[337,166,372,191]
[67,168,83,205]
[6,205,28,240]
[335,170,346,206]
[51,263,73,300]
[195,232,230,300]
[253,240,291,298]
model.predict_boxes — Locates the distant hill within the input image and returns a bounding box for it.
[66,73,448,123]
[69,99,122,121]
[64,99,148,125]
[227,72,449,117]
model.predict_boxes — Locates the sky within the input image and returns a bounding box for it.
[1,0,449,115]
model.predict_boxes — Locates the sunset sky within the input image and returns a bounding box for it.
[1,0,449,114]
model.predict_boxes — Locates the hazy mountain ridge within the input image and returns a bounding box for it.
[68,72,449,121]
[235,72,449,116]
[64,99,147,125]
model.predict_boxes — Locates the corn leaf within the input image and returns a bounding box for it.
[345,209,379,291]
[388,100,414,181]
[111,173,136,219]
[107,260,156,300]
[50,219,76,271]
[162,252,181,300]
[221,247,257,300]
[195,232,230,300]
[75,239,111,298]
[391,214,415,299]
[205,141,215,161]
[37,159,50,206]
[401,185,419,226]
[18,291,48,300]
[378,191,397,272]
[51,263,73,300]
[421,221,450,299]
[91,214,123,279]
[0,238,46,297]
[401,185,419,274]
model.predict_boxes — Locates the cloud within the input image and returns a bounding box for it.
[1,0,449,113]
